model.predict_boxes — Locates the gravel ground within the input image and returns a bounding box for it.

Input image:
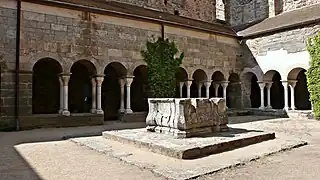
[2,117,320,180]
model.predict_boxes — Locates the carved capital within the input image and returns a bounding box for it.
[96,75,105,86]
[125,76,134,86]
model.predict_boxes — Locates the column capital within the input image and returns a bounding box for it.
[220,81,229,88]
[257,81,265,89]
[125,76,134,86]
[288,80,298,87]
[119,78,126,87]
[203,80,212,87]
[60,73,71,86]
[281,80,289,87]
[96,75,104,85]
[179,81,185,86]
[186,80,193,87]
[91,77,97,85]
[265,81,273,89]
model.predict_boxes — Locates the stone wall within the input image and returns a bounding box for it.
[109,0,216,23]
[282,0,320,12]
[246,24,320,57]
[0,2,17,130]
[227,0,269,29]
[227,0,320,29]
[0,1,242,130]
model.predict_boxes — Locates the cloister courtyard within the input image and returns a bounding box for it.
[1,115,319,180]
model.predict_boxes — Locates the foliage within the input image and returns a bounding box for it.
[141,37,184,98]
[306,32,320,119]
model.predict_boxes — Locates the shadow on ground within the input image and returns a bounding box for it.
[0,121,145,180]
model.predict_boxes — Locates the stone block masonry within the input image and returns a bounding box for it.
[146,98,228,138]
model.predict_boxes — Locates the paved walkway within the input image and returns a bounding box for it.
[1,116,320,180]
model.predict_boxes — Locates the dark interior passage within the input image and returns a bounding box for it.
[250,75,260,108]
[32,58,62,114]
[270,72,284,109]
[69,60,96,113]
[131,65,148,112]
[295,70,312,110]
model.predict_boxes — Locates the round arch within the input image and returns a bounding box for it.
[69,60,97,113]
[264,70,284,109]
[191,69,208,98]
[242,72,260,108]
[102,62,128,120]
[210,71,225,98]
[175,67,188,98]
[227,73,241,108]
[32,58,62,114]
[131,65,148,112]
[287,67,311,110]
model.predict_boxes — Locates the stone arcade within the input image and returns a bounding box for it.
[0,0,319,130]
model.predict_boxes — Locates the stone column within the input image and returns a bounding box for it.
[197,81,203,98]
[282,81,289,111]
[204,81,212,98]
[61,74,71,116]
[289,80,297,111]
[258,82,266,109]
[265,81,273,109]
[90,77,97,113]
[220,81,229,99]
[96,75,104,115]
[59,76,63,114]
[119,78,125,113]
[125,76,134,113]
[179,82,184,98]
[186,80,193,98]
[214,83,220,97]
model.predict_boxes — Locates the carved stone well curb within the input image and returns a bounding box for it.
[146,98,228,138]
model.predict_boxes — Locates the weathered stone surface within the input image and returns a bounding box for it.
[102,127,275,159]
[146,98,228,138]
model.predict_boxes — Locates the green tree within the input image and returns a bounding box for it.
[141,37,184,98]
[306,32,320,119]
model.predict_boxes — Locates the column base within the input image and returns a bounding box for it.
[119,108,125,113]
[62,110,70,116]
[96,109,104,115]
[126,109,133,114]
[90,109,97,113]
[290,107,296,111]
[283,107,290,111]
[58,109,63,114]
[259,106,265,110]
[266,105,272,109]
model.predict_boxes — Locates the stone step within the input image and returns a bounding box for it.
[119,112,148,122]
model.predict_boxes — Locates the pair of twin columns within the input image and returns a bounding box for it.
[178,80,230,99]
[258,80,297,110]
[58,73,135,116]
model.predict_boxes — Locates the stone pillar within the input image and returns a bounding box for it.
[125,76,134,113]
[119,78,125,113]
[61,74,71,116]
[214,83,220,97]
[265,81,273,109]
[289,80,297,111]
[90,77,97,113]
[59,76,63,114]
[186,80,193,98]
[282,81,289,111]
[96,75,104,115]
[258,82,265,109]
[179,82,184,98]
[220,81,229,99]
[197,81,203,98]
[204,81,212,98]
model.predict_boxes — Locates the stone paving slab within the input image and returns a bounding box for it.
[71,132,307,180]
[102,128,276,159]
